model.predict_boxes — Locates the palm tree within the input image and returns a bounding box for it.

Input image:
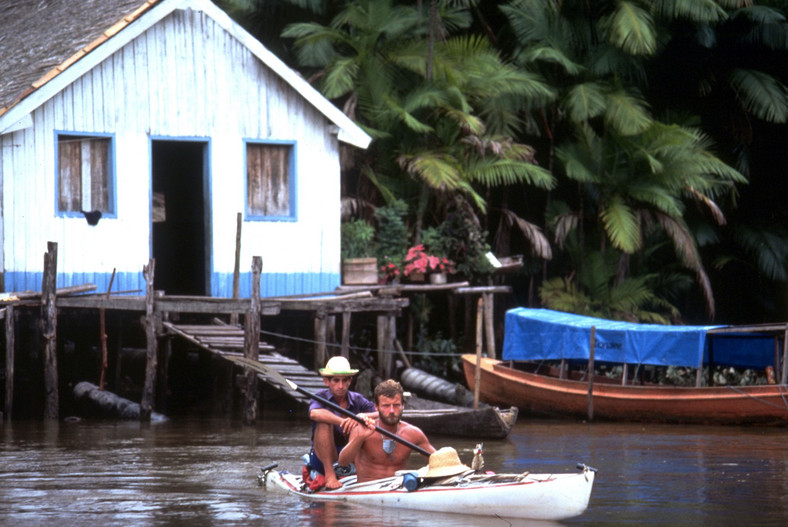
[284,0,557,261]
[500,0,751,319]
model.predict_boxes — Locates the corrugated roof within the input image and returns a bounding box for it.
[0,0,370,148]
[0,0,158,116]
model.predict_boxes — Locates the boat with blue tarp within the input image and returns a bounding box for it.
[462,308,788,425]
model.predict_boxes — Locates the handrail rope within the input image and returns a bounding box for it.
[258,328,459,358]
[725,384,788,411]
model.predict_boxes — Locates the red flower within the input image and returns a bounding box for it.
[403,245,455,276]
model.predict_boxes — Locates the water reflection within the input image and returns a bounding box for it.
[2,417,788,526]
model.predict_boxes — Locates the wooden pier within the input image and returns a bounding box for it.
[1,242,515,424]
[162,321,325,404]
[1,244,410,423]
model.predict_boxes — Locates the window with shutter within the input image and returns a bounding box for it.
[246,141,295,220]
[56,133,114,214]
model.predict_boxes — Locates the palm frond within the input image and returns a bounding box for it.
[604,90,652,136]
[501,209,553,260]
[322,58,360,99]
[686,186,726,225]
[728,69,788,123]
[397,152,464,190]
[553,211,580,250]
[518,46,585,76]
[734,225,788,281]
[602,1,657,56]
[650,0,727,23]
[600,195,641,253]
[564,82,606,123]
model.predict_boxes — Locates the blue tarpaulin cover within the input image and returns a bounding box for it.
[501,308,772,369]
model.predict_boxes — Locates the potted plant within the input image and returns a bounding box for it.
[341,219,378,285]
[402,244,455,283]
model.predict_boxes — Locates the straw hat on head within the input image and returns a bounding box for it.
[319,356,359,377]
[419,447,471,479]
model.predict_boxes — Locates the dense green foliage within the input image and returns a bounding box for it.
[223,0,788,326]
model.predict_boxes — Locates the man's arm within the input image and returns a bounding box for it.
[310,407,377,435]
[337,421,375,466]
[407,426,436,455]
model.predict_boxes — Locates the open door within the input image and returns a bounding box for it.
[151,140,208,295]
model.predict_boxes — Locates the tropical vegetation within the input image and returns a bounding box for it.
[220,0,788,329]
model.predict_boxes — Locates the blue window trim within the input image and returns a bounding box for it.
[243,138,297,222]
[54,130,117,219]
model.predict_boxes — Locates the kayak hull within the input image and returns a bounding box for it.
[264,466,595,521]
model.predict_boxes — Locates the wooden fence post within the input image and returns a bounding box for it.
[244,256,262,425]
[41,242,59,420]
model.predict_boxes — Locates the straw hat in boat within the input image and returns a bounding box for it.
[419,447,471,478]
[319,356,359,377]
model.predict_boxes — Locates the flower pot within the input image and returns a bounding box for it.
[408,271,425,283]
[429,272,447,285]
[342,257,378,285]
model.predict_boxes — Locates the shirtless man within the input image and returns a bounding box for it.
[338,379,435,483]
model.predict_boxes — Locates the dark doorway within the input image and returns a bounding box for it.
[151,140,208,295]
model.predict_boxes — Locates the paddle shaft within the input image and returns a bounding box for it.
[230,356,431,457]
[290,381,431,457]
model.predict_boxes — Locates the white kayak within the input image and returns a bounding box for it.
[262,463,596,521]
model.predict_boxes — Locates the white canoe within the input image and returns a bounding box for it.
[263,464,596,521]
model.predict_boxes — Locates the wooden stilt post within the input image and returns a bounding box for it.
[473,297,483,410]
[314,309,327,371]
[377,314,395,379]
[483,292,496,359]
[243,256,262,425]
[141,259,158,421]
[587,326,596,421]
[4,304,15,421]
[231,212,242,326]
[781,325,788,385]
[41,242,59,420]
[341,311,351,358]
[99,268,116,390]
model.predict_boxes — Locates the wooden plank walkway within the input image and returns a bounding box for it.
[162,322,325,404]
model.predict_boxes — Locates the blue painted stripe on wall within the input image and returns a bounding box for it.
[5,272,340,298]
[4,272,146,295]
[211,272,341,297]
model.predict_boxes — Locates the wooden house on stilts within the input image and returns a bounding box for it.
[0,0,371,298]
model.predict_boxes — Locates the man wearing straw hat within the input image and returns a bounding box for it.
[339,379,436,483]
[308,356,376,490]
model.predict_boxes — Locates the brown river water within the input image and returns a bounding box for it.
[2,415,787,526]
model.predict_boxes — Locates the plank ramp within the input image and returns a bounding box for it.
[162,321,324,404]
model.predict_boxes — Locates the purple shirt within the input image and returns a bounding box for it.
[309,388,375,448]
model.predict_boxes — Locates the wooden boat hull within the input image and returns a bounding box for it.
[402,396,518,439]
[264,466,595,521]
[462,354,788,425]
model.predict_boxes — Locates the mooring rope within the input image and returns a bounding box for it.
[725,384,788,411]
